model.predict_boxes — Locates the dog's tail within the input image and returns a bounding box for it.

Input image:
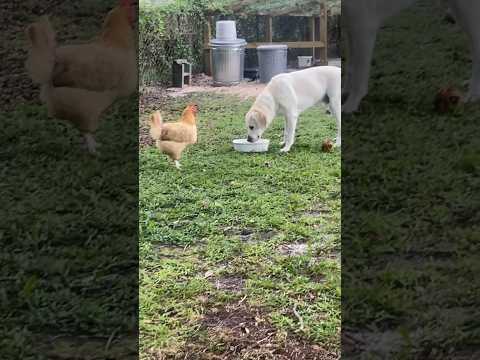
[25,16,56,102]
[149,111,164,140]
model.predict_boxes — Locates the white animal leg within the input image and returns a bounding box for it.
[450,0,480,102]
[82,133,98,155]
[280,112,298,153]
[280,121,287,146]
[329,101,342,147]
[175,160,181,169]
[342,25,378,113]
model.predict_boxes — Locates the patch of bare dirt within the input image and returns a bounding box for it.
[163,73,266,100]
[315,250,340,261]
[223,227,279,243]
[304,204,331,218]
[213,275,245,293]
[277,243,309,256]
[153,244,190,259]
[139,87,169,115]
[180,304,338,360]
[34,333,137,360]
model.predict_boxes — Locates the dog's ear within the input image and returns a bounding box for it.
[255,110,267,128]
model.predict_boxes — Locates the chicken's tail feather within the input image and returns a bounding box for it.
[149,111,164,140]
[25,16,56,97]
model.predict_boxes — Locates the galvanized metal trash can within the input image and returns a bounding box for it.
[210,21,246,86]
[257,44,288,84]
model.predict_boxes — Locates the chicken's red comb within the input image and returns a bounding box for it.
[188,104,199,112]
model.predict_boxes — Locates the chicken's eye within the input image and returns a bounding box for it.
[249,126,254,130]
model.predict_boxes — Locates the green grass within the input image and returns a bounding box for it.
[139,94,341,358]
[342,1,480,357]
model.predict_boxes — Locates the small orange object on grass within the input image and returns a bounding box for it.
[322,139,334,153]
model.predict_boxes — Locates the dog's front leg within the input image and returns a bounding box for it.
[280,120,287,147]
[280,112,298,153]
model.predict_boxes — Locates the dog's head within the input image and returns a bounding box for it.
[245,109,267,143]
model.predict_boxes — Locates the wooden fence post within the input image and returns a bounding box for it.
[310,16,316,62]
[319,2,328,65]
[204,16,213,75]
[266,16,273,42]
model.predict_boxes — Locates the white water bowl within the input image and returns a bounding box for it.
[232,138,270,153]
[216,20,238,41]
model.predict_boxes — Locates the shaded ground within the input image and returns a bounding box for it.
[1,1,138,358]
[342,1,480,358]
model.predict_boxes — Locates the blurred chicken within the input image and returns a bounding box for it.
[149,104,199,169]
[24,0,137,154]
[51,0,137,95]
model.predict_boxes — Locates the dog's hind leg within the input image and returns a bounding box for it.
[342,1,380,114]
[329,100,342,147]
[450,0,480,102]
[342,24,378,113]
[280,123,287,147]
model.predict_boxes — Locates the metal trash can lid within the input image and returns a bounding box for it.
[257,44,288,50]
[210,38,247,47]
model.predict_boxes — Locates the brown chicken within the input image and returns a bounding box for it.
[24,0,137,154]
[149,104,199,169]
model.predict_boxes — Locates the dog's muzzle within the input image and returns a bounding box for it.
[247,136,258,143]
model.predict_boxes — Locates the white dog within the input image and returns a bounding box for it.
[342,0,480,113]
[245,66,341,152]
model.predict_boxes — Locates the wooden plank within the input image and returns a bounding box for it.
[203,16,213,75]
[265,16,273,42]
[310,16,316,62]
[319,3,328,64]
[239,41,325,49]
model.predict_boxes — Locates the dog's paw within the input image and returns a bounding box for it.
[342,99,361,114]
[280,146,291,153]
